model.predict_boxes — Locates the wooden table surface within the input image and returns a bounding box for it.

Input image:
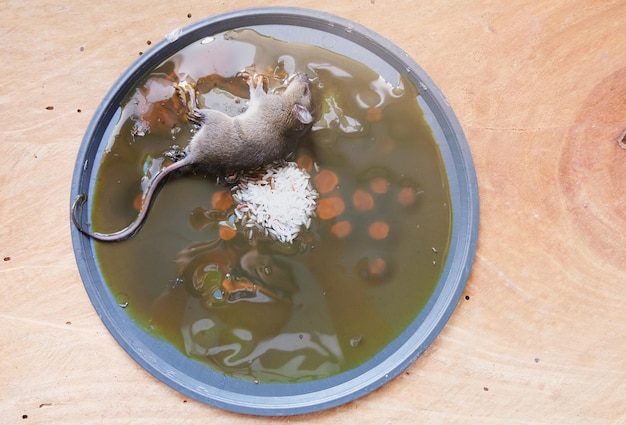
[2,1,625,423]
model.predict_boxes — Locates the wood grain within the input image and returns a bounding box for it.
[1,1,625,423]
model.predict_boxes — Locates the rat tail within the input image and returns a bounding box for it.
[71,193,145,242]
[71,159,188,242]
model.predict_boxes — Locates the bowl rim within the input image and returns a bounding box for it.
[70,6,479,416]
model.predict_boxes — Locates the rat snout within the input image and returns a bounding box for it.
[290,72,309,83]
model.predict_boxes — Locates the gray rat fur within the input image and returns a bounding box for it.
[71,73,314,242]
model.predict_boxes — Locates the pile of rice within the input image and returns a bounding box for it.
[231,161,318,243]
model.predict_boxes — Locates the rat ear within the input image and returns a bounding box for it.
[293,103,314,124]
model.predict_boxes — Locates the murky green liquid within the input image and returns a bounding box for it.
[93,29,451,383]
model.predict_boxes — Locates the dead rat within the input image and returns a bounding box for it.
[71,72,314,242]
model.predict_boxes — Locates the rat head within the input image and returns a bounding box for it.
[281,73,315,131]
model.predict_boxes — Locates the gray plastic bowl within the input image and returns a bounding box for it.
[70,7,479,416]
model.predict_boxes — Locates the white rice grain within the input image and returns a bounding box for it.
[231,161,318,243]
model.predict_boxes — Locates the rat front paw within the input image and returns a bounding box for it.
[174,80,205,125]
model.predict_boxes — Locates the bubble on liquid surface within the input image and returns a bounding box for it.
[116,293,129,308]
[349,335,362,347]
[170,125,181,140]
[211,288,224,301]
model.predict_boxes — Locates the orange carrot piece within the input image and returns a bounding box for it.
[368,257,387,277]
[352,189,375,211]
[398,187,417,207]
[296,155,314,173]
[370,177,388,194]
[133,193,143,212]
[366,107,383,122]
[368,221,390,240]
[314,169,339,194]
[218,223,237,241]
[212,191,233,210]
[317,196,345,220]
[330,220,352,238]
